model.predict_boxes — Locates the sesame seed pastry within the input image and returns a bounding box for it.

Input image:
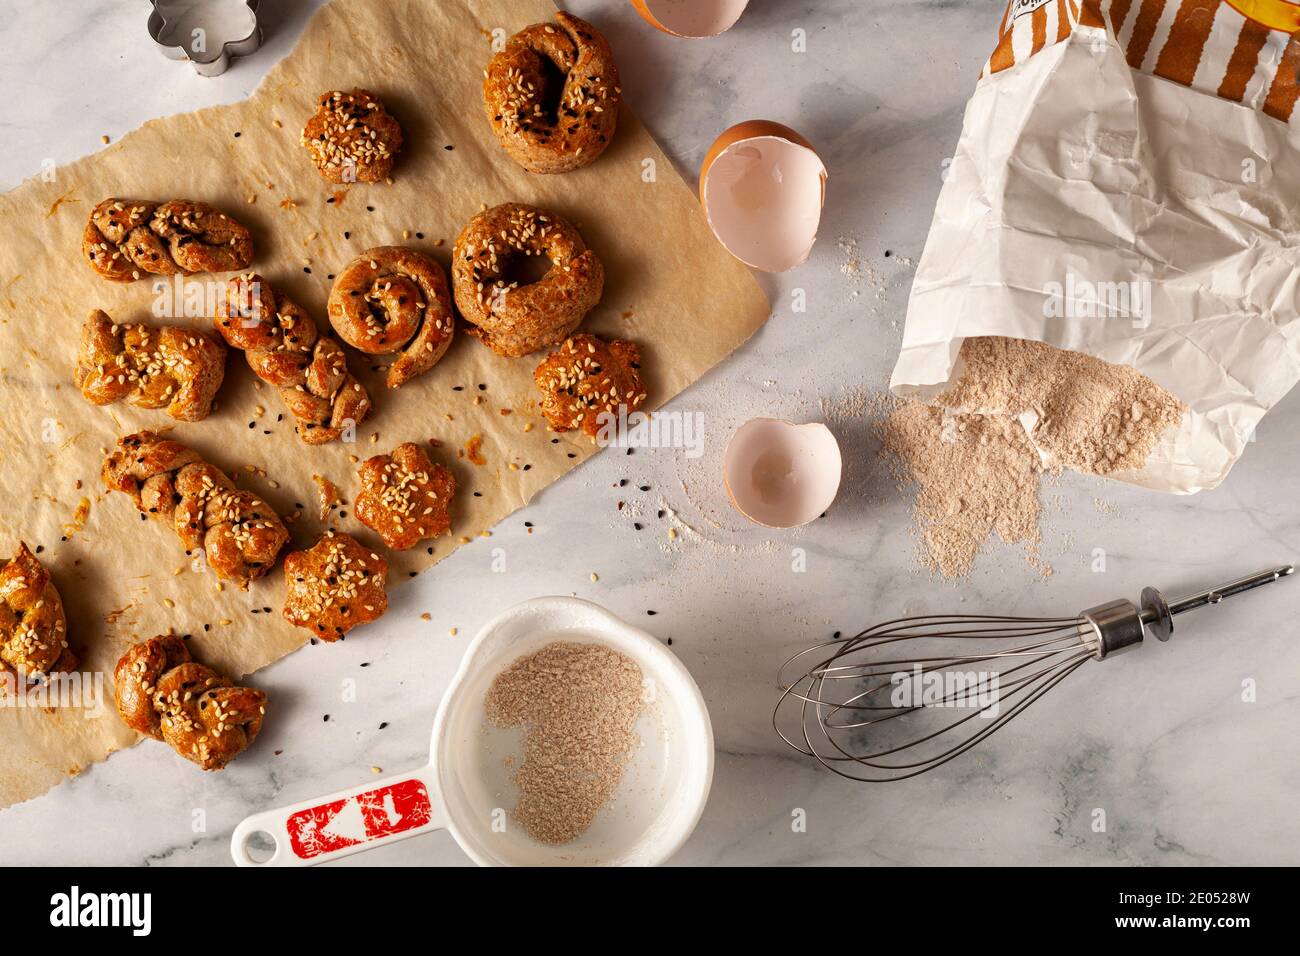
[534,333,647,439]
[102,431,289,589]
[215,274,372,444]
[114,634,266,771]
[452,203,603,358]
[82,198,253,282]
[302,88,403,184]
[327,246,454,389]
[354,442,456,551]
[282,531,388,641]
[483,13,621,174]
[0,543,77,686]
[75,309,227,422]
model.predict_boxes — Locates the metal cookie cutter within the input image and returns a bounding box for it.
[147,0,262,77]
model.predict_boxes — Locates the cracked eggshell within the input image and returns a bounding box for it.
[699,120,827,273]
[723,419,842,528]
[631,0,750,38]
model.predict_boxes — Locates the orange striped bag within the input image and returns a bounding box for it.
[891,0,1300,493]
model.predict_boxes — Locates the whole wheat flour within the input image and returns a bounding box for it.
[937,337,1187,476]
[485,641,643,846]
[877,336,1186,578]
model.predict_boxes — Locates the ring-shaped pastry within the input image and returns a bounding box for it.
[483,12,621,174]
[451,203,604,358]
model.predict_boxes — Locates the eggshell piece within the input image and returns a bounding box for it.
[699,121,827,273]
[631,0,750,38]
[723,419,842,528]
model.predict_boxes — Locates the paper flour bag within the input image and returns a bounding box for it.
[891,0,1300,493]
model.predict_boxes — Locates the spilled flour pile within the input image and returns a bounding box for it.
[876,337,1187,578]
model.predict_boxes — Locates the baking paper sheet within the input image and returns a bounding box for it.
[0,0,768,809]
[891,9,1300,493]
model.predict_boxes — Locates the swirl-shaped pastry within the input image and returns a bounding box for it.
[327,247,454,389]
[102,431,289,589]
[83,198,253,282]
[484,13,621,174]
[1,543,77,683]
[301,88,403,184]
[452,203,603,357]
[75,309,227,422]
[115,634,266,771]
[216,275,372,444]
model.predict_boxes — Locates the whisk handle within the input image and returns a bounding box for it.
[1082,564,1293,658]
[1142,564,1294,643]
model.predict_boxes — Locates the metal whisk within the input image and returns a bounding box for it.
[774,565,1294,782]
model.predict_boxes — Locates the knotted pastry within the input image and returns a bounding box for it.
[535,333,647,439]
[216,274,372,444]
[355,442,456,551]
[75,309,227,422]
[283,531,388,641]
[115,634,266,771]
[302,88,403,184]
[452,203,603,357]
[83,198,253,282]
[327,247,454,388]
[1,543,77,683]
[102,431,289,589]
[484,13,621,174]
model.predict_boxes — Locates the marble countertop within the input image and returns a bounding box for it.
[2,0,1297,867]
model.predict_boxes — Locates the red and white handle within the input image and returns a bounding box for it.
[231,765,446,866]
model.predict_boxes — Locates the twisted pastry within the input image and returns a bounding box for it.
[83,198,253,282]
[0,543,77,683]
[102,431,289,589]
[216,274,372,444]
[452,203,603,357]
[75,309,227,422]
[115,634,266,771]
[483,13,621,174]
[327,247,454,389]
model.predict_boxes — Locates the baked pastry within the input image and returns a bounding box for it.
[115,634,266,771]
[0,543,77,683]
[216,274,372,443]
[534,333,647,439]
[102,431,289,589]
[452,203,603,357]
[282,531,388,641]
[83,198,253,282]
[327,247,454,388]
[483,13,621,173]
[301,88,403,183]
[75,309,227,422]
[355,442,455,550]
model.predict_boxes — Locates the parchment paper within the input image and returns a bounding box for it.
[0,0,768,808]
[891,6,1300,494]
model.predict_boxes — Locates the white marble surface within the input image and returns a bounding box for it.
[1,0,1298,867]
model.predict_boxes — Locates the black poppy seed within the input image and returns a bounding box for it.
[416,232,424,239]
[303,267,312,274]
[323,714,330,722]
[618,479,628,487]
[647,610,657,616]
[379,721,389,730]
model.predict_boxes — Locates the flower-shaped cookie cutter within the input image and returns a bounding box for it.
[147,0,263,77]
